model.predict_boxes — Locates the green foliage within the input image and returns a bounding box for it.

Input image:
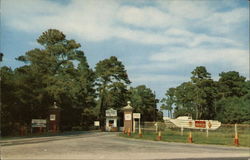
[216,96,250,123]
[161,88,175,118]
[162,66,249,123]
[1,67,18,135]
[129,85,160,121]
[191,66,211,80]
[218,71,246,98]
[1,29,96,135]
[95,56,131,126]
[190,66,217,119]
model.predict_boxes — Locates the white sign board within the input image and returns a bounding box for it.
[125,114,132,120]
[50,114,56,121]
[106,108,117,117]
[94,121,100,126]
[31,119,46,127]
[168,117,221,130]
[133,113,141,119]
[32,119,47,124]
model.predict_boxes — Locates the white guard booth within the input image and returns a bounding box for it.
[105,108,118,132]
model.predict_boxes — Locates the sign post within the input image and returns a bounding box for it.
[133,118,135,133]
[31,119,47,133]
[133,113,141,133]
[181,126,184,136]
[139,116,141,134]
[206,121,209,137]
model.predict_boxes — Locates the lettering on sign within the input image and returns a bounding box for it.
[195,121,206,128]
[188,121,193,127]
[125,114,132,120]
[50,114,56,121]
[106,108,117,117]
[94,121,100,126]
[133,113,141,119]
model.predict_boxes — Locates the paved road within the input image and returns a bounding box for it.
[1,132,249,160]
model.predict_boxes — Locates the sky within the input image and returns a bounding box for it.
[1,0,249,103]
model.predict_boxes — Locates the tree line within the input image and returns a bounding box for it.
[2,29,249,136]
[1,29,161,136]
[161,66,250,124]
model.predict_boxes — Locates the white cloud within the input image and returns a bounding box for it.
[117,6,173,28]
[150,48,249,74]
[200,7,249,34]
[158,0,213,20]
[2,0,120,41]
[130,74,188,83]
[2,0,246,47]
[127,63,177,72]
[2,0,249,99]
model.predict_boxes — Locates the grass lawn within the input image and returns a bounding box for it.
[119,127,250,147]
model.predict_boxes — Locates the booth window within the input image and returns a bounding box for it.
[109,120,114,126]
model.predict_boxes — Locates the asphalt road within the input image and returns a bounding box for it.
[1,132,249,160]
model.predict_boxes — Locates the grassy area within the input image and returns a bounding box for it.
[119,127,250,147]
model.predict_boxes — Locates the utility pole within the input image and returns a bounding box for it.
[154,91,156,122]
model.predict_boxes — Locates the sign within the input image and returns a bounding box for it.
[195,121,206,128]
[125,114,131,120]
[168,116,221,130]
[50,114,56,121]
[32,119,46,124]
[133,113,141,119]
[31,119,46,127]
[94,121,100,126]
[106,108,117,117]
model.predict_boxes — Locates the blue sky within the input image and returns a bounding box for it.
[1,0,249,102]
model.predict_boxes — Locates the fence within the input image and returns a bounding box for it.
[130,121,250,147]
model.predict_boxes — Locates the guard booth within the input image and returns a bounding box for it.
[105,108,118,132]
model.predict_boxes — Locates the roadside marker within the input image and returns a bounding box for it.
[157,131,162,140]
[123,128,126,134]
[139,128,142,137]
[128,128,131,136]
[188,131,193,143]
[234,124,239,146]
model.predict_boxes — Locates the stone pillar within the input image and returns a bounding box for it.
[123,101,133,133]
[49,102,61,133]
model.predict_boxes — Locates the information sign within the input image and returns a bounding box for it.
[106,108,117,117]
[125,114,132,120]
[31,119,46,127]
[133,113,141,119]
[50,114,56,121]
[195,121,206,128]
[94,121,100,126]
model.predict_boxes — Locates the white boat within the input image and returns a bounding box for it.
[165,116,221,130]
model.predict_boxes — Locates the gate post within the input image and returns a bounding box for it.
[49,102,61,133]
[123,101,134,134]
